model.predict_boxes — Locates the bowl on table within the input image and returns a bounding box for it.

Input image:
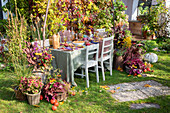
[91,40,99,44]
[72,41,85,46]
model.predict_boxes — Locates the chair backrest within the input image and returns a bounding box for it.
[85,44,99,63]
[32,39,50,48]
[100,36,114,59]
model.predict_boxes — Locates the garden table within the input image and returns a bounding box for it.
[51,47,86,86]
[51,37,114,86]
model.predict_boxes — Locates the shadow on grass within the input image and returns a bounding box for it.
[0,71,16,101]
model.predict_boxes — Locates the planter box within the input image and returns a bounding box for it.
[129,21,142,36]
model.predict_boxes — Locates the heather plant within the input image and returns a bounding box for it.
[123,44,146,75]
[22,41,53,71]
[19,76,43,94]
[43,69,70,102]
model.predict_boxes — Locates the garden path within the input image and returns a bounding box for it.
[107,80,170,102]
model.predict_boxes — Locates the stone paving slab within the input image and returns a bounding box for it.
[130,80,163,90]
[108,80,170,102]
[130,103,160,109]
[108,83,136,92]
[140,86,170,97]
[111,90,148,102]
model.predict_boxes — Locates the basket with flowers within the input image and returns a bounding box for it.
[43,69,70,102]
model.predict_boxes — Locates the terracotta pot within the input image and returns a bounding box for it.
[113,55,124,69]
[26,91,41,105]
[143,30,147,39]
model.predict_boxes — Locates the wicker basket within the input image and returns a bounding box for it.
[14,86,26,101]
[125,66,131,74]
[55,92,67,102]
[32,71,46,83]
[26,91,41,105]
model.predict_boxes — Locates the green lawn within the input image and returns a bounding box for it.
[0,52,169,113]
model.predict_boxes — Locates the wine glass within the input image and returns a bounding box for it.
[64,36,67,43]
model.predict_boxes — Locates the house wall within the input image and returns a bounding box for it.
[0,0,8,19]
[122,0,133,20]
[166,0,170,36]
[122,0,139,21]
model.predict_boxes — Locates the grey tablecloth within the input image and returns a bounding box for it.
[51,48,86,86]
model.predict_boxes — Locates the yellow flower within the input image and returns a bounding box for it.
[50,78,56,83]
[35,53,39,55]
[82,90,85,92]
[33,57,36,60]
[39,53,42,56]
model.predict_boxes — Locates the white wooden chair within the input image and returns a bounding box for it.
[75,44,99,88]
[98,36,114,81]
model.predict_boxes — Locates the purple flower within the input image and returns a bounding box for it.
[52,97,55,100]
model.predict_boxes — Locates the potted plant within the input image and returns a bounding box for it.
[19,76,44,105]
[137,3,149,21]
[142,25,150,39]
[22,41,53,83]
[123,43,146,75]
[43,69,70,102]
[114,36,132,70]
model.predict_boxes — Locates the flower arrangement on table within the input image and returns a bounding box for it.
[43,69,70,102]
[19,76,43,94]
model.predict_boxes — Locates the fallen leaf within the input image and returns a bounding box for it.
[59,101,64,105]
[137,74,142,77]
[120,69,123,72]
[33,105,40,107]
[104,87,110,90]
[100,86,108,89]
[144,84,151,87]
[117,66,123,71]
[110,90,116,94]
[117,87,120,90]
